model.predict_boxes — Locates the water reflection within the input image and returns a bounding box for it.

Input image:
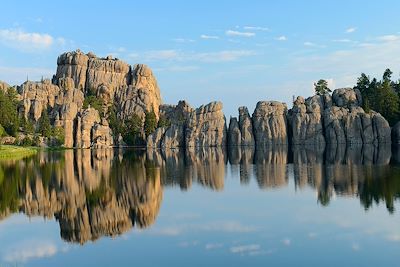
[0,144,400,244]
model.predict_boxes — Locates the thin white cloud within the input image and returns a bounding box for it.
[154,65,199,72]
[195,50,256,62]
[230,244,260,254]
[332,39,353,43]
[304,42,316,46]
[378,34,400,42]
[172,38,195,43]
[144,221,257,236]
[129,50,256,63]
[351,243,360,251]
[200,34,219,40]
[0,28,63,52]
[205,243,223,250]
[243,26,269,31]
[4,241,58,263]
[281,238,291,246]
[275,35,287,41]
[226,30,255,37]
[346,27,357,33]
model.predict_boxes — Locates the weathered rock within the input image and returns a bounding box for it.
[324,105,390,145]
[252,101,288,146]
[288,95,327,146]
[55,49,89,90]
[75,108,101,148]
[0,136,16,145]
[146,127,166,148]
[159,100,193,126]
[332,88,362,108]
[115,64,162,120]
[161,125,185,149]
[18,79,60,121]
[185,101,227,148]
[227,117,241,146]
[238,106,255,146]
[0,81,10,91]
[92,122,114,148]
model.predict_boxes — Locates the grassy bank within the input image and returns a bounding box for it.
[0,145,38,159]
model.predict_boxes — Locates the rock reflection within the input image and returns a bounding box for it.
[0,144,399,244]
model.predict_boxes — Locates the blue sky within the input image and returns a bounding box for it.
[1,0,400,116]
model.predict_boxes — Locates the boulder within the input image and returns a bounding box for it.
[252,101,288,146]
[332,87,362,108]
[185,101,227,148]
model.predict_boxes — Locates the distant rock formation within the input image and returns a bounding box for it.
[0,49,395,148]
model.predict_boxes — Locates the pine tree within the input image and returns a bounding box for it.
[144,110,157,137]
[38,110,52,138]
[314,79,332,95]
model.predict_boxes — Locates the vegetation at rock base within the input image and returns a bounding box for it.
[354,68,400,125]
[37,109,52,138]
[144,109,157,137]
[0,87,20,136]
[314,79,332,96]
[0,145,37,159]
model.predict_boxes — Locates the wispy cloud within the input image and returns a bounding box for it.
[346,27,357,33]
[0,66,54,85]
[226,30,255,37]
[129,49,256,63]
[0,28,64,52]
[281,238,291,246]
[332,39,353,43]
[377,34,400,42]
[4,241,58,263]
[275,35,287,41]
[205,243,224,250]
[243,26,269,31]
[200,34,219,40]
[172,38,195,43]
[230,244,260,254]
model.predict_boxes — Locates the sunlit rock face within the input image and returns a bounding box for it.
[185,101,227,148]
[252,101,288,146]
[324,88,391,145]
[288,95,328,146]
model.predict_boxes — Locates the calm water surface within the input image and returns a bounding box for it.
[0,145,399,266]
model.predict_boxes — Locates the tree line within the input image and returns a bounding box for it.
[315,69,400,126]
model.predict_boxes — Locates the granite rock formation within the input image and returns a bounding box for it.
[252,101,288,146]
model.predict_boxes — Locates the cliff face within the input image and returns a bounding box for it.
[0,49,395,148]
[11,49,162,148]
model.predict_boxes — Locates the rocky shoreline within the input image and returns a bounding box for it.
[0,49,399,149]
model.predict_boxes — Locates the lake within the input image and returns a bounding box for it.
[0,145,399,266]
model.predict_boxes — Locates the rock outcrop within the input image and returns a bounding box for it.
[252,101,288,146]
[185,101,227,148]
[238,106,255,146]
[323,88,390,145]
[288,95,328,146]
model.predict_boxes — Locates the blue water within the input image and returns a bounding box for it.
[0,147,399,267]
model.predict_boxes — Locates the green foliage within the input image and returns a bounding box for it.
[22,117,35,135]
[355,69,400,126]
[37,109,52,137]
[108,105,123,137]
[20,136,33,147]
[51,127,65,147]
[157,115,171,128]
[144,110,157,137]
[83,95,104,116]
[123,113,144,145]
[0,124,5,137]
[0,88,20,136]
[314,79,332,96]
